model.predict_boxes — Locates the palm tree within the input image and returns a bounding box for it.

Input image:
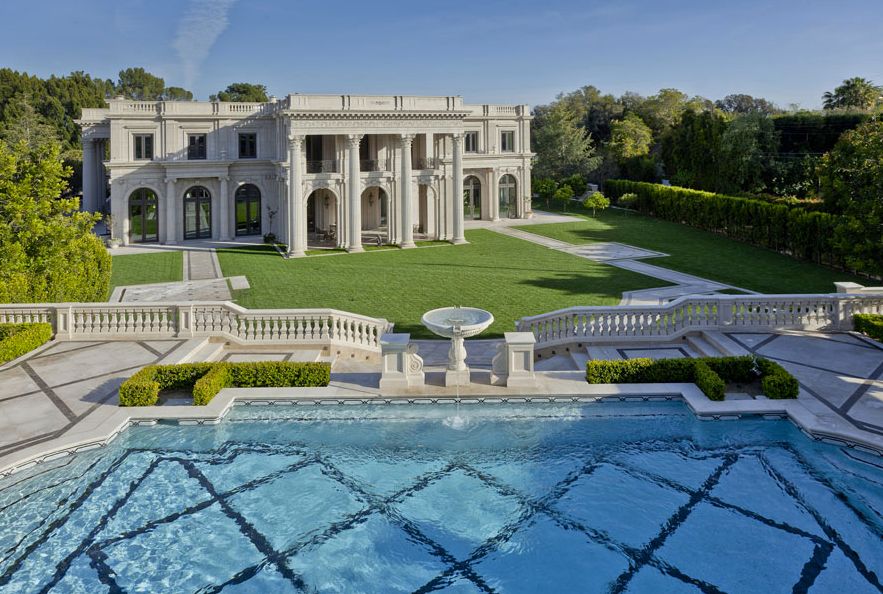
[823,77,882,110]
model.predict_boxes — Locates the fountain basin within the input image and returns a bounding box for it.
[421,307,494,339]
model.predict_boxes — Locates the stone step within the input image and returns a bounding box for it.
[183,340,226,363]
[586,346,622,361]
[685,335,721,357]
[702,331,752,357]
[570,350,590,371]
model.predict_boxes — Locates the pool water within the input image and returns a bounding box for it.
[0,402,881,593]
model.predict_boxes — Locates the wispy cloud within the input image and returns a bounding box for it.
[173,0,237,90]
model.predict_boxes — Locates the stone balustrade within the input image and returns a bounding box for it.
[491,332,537,387]
[379,333,425,389]
[0,302,391,351]
[516,293,883,348]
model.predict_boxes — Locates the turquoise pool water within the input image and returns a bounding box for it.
[0,402,881,593]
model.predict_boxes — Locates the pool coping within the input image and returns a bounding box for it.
[2,373,882,479]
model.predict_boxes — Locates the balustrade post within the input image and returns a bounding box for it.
[176,305,194,337]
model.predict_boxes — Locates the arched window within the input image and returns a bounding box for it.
[464,175,482,220]
[183,186,212,240]
[128,188,158,243]
[499,174,517,218]
[234,184,261,236]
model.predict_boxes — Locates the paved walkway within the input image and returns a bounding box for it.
[109,240,253,302]
[489,218,753,305]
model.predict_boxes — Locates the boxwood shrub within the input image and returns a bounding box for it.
[119,361,331,407]
[0,323,53,365]
[854,314,883,342]
[586,355,798,400]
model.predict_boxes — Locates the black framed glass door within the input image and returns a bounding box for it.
[235,184,261,236]
[184,186,212,239]
[128,188,158,242]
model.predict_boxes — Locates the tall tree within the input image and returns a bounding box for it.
[0,95,60,150]
[822,77,881,111]
[715,94,780,115]
[662,109,728,191]
[116,67,166,101]
[163,86,193,101]
[608,113,653,162]
[532,102,601,180]
[717,113,779,193]
[211,83,269,103]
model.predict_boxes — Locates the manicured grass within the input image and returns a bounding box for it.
[109,251,183,293]
[216,229,664,338]
[517,208,870,294]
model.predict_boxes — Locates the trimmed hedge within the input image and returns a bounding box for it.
[119,361,331,406]
[0,323,53,364]
[603,180,874,274]
[854,314,883,342]
[586,355,798,401]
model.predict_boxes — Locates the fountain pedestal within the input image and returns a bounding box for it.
[421,307,494,388]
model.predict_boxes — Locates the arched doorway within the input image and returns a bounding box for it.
[128,188,158,243]
[499,174,517,219]
[183,186,212,239]
[464,176,482,220]
[361,186,390,244]
[306,188,339,248]
[235,184,261,236]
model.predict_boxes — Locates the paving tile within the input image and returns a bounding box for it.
[26,342,155,387]
[51,374,128,416]
[845,381,883,430]
[0,366,42,399]
[756,334,883,378]
[620,348,688,360]
[0,392,69,447]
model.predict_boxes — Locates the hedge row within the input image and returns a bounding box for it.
[603,180,854,271]
[586,355,798,401]
[119,361,331,406]
[0,323,53,365]
[854,314,883,342]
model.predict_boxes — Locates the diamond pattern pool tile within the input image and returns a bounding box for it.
[287,514,450,593]
[100,503,264,593]
[710,455,825,538]
[554,463,691,549]
[809,549,882,594]
[193,449,307,493]
[227,464,367,551]
[656,502,817,593]
[219,566,300,594]
[611,448,725,491]
[325,453,446,498]
[394,468,525,559]
[472,453,584,497]
[623,566,703,593]
[474,514,631,593]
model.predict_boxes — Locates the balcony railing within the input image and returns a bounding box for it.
[360,159,391,172]
[414,157,439,170]
[306,160,339,174]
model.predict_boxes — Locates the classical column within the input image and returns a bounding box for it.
[451,133,467,244]
[164,177,177,244]
[81,138,95,213]
[219,176,231,241]
[489,169,499,221]
[346,134,364,253]
[400,134,415,248]
[424,132,434,167]
[287,134,306,257]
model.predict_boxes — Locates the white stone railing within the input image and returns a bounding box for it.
[0,303,391,351]
[516,294,883,348]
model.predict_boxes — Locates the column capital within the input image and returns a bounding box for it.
[346,134,364,149]
[287,134,305,149]
[163,177,177,184]
[399,133,416,145]
[218,175,230,182]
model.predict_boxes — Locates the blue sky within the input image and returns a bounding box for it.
[1,0,881,109]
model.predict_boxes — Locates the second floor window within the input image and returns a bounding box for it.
[501,131,515,153]
[239,133,257,159]
[188,134,207,160]
[465,131,479,153]
[133,134,153,160]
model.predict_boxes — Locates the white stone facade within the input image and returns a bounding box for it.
[77,94,534,253]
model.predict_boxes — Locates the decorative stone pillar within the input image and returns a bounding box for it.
[451,133,467,244]
[164,177,177,244]
[379,333,425,389]
[218,176,231,241]
[287,134,306,258]
[490,332,537,387]
[400,134,415,248]
[81,138,95,212]
[347,134,364,253]
[488,169,499,221]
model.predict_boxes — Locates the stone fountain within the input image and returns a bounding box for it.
[421,306,494,387]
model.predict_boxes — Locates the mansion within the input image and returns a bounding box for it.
[77,94,534,255]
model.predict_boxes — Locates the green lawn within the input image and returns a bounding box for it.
[216,229,664,338]
[109,251,183,294]
[518,209,869,293]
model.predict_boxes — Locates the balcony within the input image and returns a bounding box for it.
[360,159,391,172]
[306,160,339,174]
[414,157,438,170]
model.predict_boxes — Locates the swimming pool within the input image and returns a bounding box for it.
[0,402,881,593]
